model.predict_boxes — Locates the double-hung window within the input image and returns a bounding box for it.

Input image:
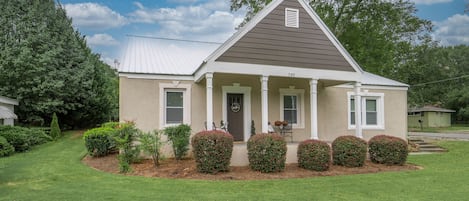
[283,95,298,124]
[159,83,191,127]
[348,92,384,129]
[280,88,304,128]
[165,90,184,124]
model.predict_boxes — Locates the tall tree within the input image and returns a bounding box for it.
[230,0,432,78]
[0,0,117,128]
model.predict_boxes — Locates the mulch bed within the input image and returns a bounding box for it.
[82,154,421,180]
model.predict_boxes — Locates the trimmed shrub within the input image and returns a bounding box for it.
[28,128,52,146]
[247,133,287,173]
[192,130,234,174]
[164,124,191,160]
[49,113,61,140]
[0,136,15,157]
[332,135,367,167]
[101,122,120,129]
[0,126,31,152]
[83,127,116,157]
[369,135,408,165]
[297,139,331,171]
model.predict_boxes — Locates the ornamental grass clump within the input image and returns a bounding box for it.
[369,135,408,165]
[332,135,367,167]
[191,130,234,174]
[247,133,287,173]
[297,139,331,171]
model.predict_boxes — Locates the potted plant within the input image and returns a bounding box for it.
[274,121,282,126]
[282,121,288,126]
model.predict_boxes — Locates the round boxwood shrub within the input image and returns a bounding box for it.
[369,135,408,165]
[297,139,331,171]
[0,136,15,157]
[83,127,116,157]
[332,135,367,167]
[191,130,234,174]
[247,133,287,173]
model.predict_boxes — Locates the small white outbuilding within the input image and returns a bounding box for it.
[0,96,19,126]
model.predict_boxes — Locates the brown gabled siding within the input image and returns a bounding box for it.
[216,0,356,72]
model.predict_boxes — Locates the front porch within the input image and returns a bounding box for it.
[231,142,300,166]
[200,72,365,142]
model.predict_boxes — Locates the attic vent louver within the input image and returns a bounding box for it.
[285,8,299,28]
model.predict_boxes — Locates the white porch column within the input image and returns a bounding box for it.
[310,79,318,139]
[206,73,214,130]
[260,75,269,133]
[354,82,363,138]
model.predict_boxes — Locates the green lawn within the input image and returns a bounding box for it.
[1,131,469,201]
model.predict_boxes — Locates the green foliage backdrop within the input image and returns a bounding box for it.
[0,0,118,128]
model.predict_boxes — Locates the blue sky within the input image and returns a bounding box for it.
[59,0,469,67]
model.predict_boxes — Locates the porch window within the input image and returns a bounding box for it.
[165,90,184,124]
[280,88,305,128]
[283,95,298,124]
[348,92,384,130]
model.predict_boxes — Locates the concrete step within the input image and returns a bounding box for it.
[408,138,447,153]
[419,147,447,152]
[418,144,441,148]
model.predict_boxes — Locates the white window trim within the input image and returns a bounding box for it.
[285,8,299,28]
[159,82,191,128]
[347,91,385,130]
[279,88,305,128]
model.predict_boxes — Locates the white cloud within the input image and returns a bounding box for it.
[433,14,469,45]
[64,3,128,30]
[128,0,245,42]
[167,0,199,3]
[412,0,452,5]
[86,34,119,46]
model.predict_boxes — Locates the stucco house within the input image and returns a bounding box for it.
[0,96,19,126]
[408,106,455,128]
[119,0,408,145]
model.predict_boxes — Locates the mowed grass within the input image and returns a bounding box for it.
[1,131,469,201]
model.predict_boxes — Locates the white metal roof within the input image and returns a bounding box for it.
[119,36,220,75]
[361,72,408,87]
[0,96,19,105]
[409,106,455,113]
[0,106,17,119]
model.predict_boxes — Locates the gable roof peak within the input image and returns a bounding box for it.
[203,0,364,74]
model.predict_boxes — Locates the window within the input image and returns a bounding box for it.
[165,90,183,124]
[285,8,299,28]
[159,83,191,127]
[280,88,304,128]
[283,95,298,124]
[348,92,384,130]
[365,99,377,125]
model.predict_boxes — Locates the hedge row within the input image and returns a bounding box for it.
[191,133,408,174]
[0,125,52,156]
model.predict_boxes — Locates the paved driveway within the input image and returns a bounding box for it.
[409,132,469,140]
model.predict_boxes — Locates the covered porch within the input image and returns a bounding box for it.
[199,72,366,142]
